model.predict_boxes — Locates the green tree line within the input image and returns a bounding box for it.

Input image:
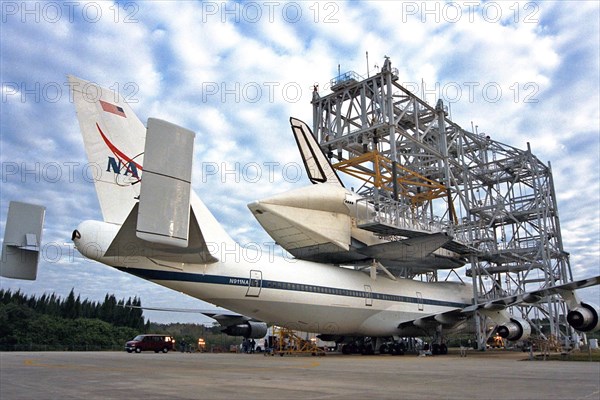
[0,288,149,351]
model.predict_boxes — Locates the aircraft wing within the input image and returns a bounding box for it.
[120,304,268,338]
[462,275,600,312]
[119,305,238,316]
[129,305,254,324]
[398,308,467,330]
[397,276,600,335]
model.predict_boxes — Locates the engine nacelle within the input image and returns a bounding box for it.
[497,317,531,341]
[567,302,600,332]
[222,321,268,339]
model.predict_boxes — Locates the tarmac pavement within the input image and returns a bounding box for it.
[1,350,599,399]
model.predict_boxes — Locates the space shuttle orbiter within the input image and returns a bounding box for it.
[248,118,468,274]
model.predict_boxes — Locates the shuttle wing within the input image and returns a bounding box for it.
[358,233,452,260]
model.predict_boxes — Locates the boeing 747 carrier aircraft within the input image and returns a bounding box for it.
[2,77,598,354]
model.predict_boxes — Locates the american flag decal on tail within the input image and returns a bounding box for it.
[100,100,126,118]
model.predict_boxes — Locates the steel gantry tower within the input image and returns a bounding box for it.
[311,57,574,349]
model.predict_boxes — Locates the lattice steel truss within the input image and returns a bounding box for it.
[311,57,574,348]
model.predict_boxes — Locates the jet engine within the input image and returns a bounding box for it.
[496,317,531,341]
[222,321,268,339]
[567,302,600,332]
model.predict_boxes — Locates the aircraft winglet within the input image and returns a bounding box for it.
[1,201,46,280]
[136,118,195,248]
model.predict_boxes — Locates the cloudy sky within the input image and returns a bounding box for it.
[1,1,599,324]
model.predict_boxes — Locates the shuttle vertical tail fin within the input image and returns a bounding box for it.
[289,117,344,187]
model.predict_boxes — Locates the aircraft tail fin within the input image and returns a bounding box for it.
[100,118,230,263]
[289,117,344,187]
[69,75,146,225]
[70,76,235,260]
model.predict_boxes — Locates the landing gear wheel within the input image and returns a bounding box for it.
[342,343,358,354]
[440,344,448,355]
[361,345,374,355]
[393,343,405,355]
[379,344,389,355]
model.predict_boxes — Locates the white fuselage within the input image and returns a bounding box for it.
[74,219,474,337]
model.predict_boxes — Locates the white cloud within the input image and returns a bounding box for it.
[1,1,599,321]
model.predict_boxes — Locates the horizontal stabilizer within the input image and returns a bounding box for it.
[136,118,195,247]
[290,117,344,187]
[1,201,46,280]
[358,233,451,260]
[107,203,218,265]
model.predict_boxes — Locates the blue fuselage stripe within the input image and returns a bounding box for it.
[118,267,470,309]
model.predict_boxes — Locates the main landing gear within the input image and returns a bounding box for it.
[421,342,448,355]
[339,337,449,355]
[378,342,406,355]
[340,338,407,355]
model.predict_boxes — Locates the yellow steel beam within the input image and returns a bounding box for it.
[332,151,449,205]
